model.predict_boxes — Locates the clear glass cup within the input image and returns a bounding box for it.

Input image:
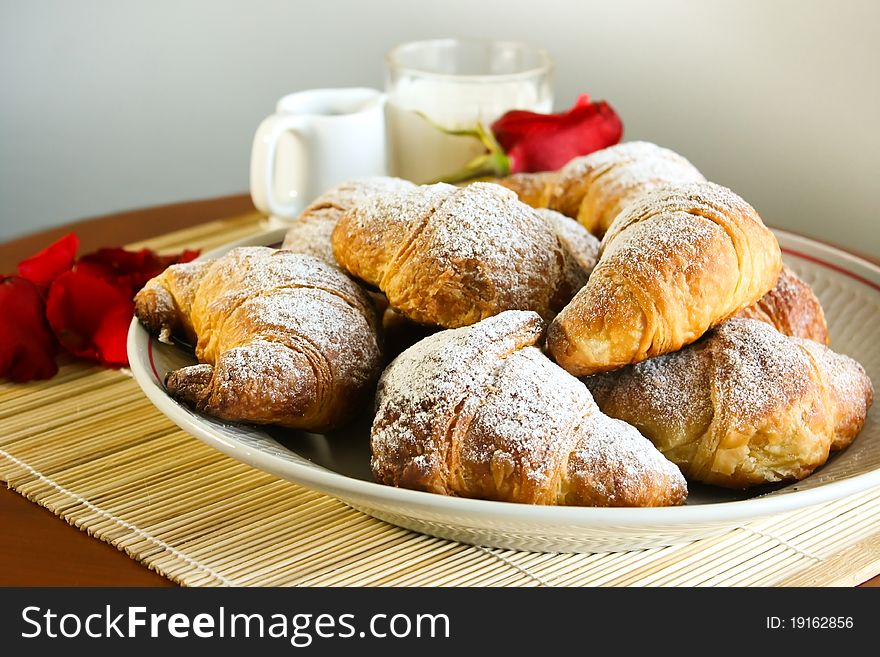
[385,38,554,184]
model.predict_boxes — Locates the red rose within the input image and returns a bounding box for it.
[0,276,59,381]
[434,93,623,183]
[491,94,623,173]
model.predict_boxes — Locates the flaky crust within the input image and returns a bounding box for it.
[738,265,829,344]
[547,181,782,376]
[498,171,555,208]
[332,182,597,328]
[281,176,415,263]
[371,311,687,506]
[498,141,706,237]
[134,247,382,431]
[132,259,210,345]
[585,318,873,488]
[536,208,600,295]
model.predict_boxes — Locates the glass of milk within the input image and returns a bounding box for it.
[385,39,553,184]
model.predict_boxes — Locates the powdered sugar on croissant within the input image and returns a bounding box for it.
[586,317,873,487]
[737,265,829,344]
[372,310,687,506]
[281,176,415,263]
[499,141,706,237]
[135,247,382,431]
[332,182,597,328]
[548,181,782,376]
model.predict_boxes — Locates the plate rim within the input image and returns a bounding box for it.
[126,226,880,528]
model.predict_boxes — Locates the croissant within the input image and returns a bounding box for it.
[547,181,782,376]
[332,182,599,328]
[281,176,415,263]
[537,207,600,298]
[371,310,687,506]
[585,317,873,488]
[134,246,382,431]
[737,265,828,344]
[280,176,419,346]
[498,141,706,237]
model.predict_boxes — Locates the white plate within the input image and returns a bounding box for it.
[127,228,880,553]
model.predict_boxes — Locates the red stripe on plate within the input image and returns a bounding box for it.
[147,337,162,385]
[782,247,880,293]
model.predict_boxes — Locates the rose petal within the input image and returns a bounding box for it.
[46,271,134,367]
[491,96,623,173]
[0,276,59,381]
[488,95,592,136]
[78,247,199,297]
[16,232,79,291]
[90,299,135,367]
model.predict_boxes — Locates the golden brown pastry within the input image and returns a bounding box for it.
[280,176,420,352]
[547,181,782,376]
[537,208,600,296]
[332,182,598,328]
[281,176,415,263]
[498,141,706,237]
[134,247,382,431]
[499,171,556,208]
[585,317,873,488]
[738,265,828,344]
[374,207,598,359]
[372,310,687,506]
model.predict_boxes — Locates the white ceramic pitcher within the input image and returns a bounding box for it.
[250,87,387,220]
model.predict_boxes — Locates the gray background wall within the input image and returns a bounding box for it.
[1,0,878,253]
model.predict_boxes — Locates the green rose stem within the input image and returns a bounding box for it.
[415,113,512,184]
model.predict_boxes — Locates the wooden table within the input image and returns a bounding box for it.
[1,194,878,587]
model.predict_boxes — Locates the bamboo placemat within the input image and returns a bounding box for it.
[2,212,879,587]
